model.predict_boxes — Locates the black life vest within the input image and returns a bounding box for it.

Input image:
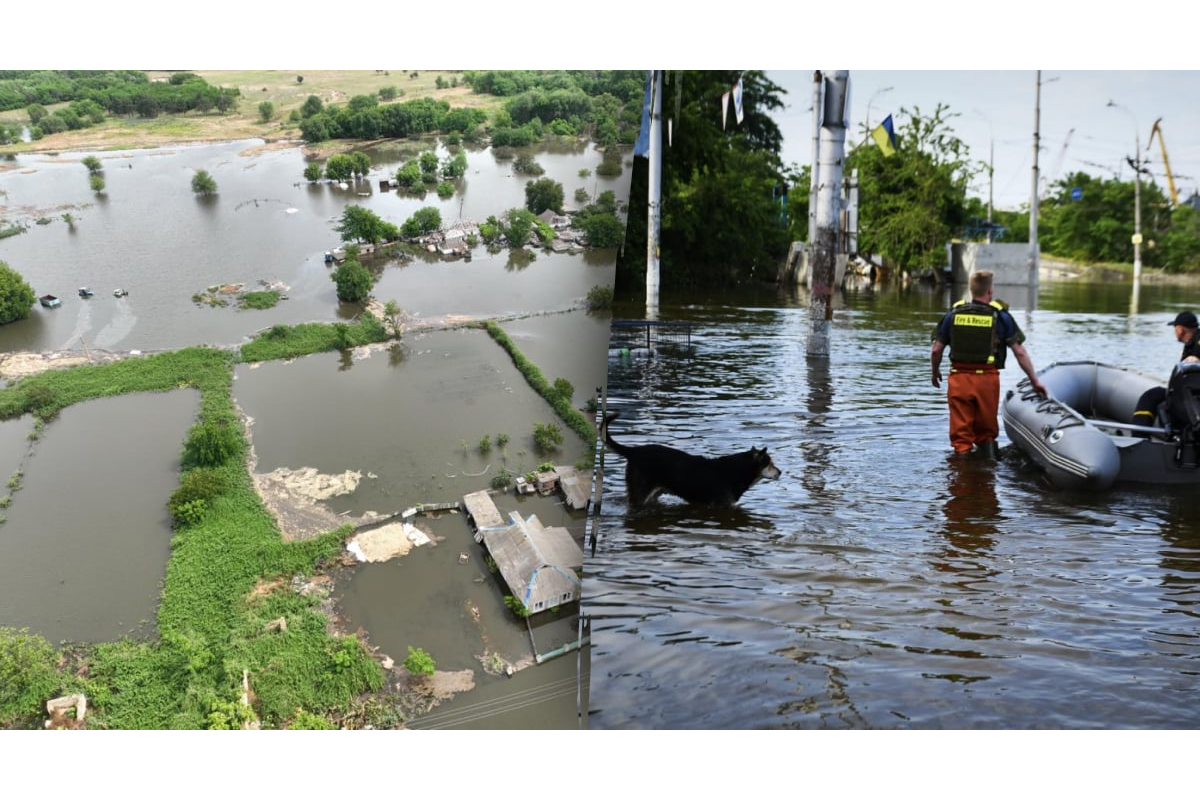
[947,300,1007,368]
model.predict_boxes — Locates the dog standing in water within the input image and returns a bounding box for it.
[602,412,781,507]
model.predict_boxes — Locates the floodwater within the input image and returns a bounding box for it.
[0,138,627,353]
[0,390,199,643]
[0,136,624,727]
[585,278,1200,729]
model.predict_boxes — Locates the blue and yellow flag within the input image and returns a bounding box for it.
[871,114,897,157]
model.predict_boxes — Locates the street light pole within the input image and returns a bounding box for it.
[1107,99,1143,281]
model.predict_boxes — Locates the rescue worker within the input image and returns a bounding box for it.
[931,270,1046,456]
[1132,310,1200,433]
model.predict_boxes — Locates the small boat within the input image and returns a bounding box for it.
[1002,360,1200,490]
[113,288,128,298]
[39,294,61,308]
[78,287,94,298]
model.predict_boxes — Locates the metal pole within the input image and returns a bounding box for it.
[645,70,662,317]
[807,71,821,248]
[1030,72,1040,286]
[1134,130,1143,280]
[807,70,848,359]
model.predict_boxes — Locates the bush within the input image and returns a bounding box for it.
[168,468,227,525]
[533,422,564,453]
[586,284,614,311]
[289,709,337,730]
[182,419,240,468]
[490,469,513,491]
[553,377,574,402]
[0,260,37,326]
[478,435,491,453]
[404,646,436,677]
[504,596,531,618]
[239,290,281,310]
[331,258,373,303]
[0,627,63,727]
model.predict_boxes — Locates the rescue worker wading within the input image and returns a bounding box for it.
[930,270,1046,456]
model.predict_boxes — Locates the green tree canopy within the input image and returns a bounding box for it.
[337,205,397,245]
[524,177,564,215]
[617,71,790,291]
[331,257,373,303]
[401,206,442,238]
[191,169,217,197]
[0,261,37,325]
[848,103,976,273]
[503,208,536,247]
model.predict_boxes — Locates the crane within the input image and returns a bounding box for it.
[1148,118,1179,207]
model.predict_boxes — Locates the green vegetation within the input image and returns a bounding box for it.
[533,422,564,453]
[257,101,274,123]
[525,177,564,215]
[619,71,789,290]
[81,155,102,174]
[587,284,614,311]
[0,260,37,325]
[402,206,442,239]
[0,627,71,728]
[490,469,513,491]
[191,169,217,197]
[1,72,239,142]
[299,96,486,144]
[482,321,593,444]
[238,290,281,310]
[503,595,531,618]
[239,314,388,362]
[89,174,105,193]
[337,204,398,245]
[478,435,492,453]
[403,646,436,677]
[331,256,374,303]
[0,347,384,728]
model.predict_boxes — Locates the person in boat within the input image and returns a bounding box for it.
[1132,310,1200,433]
[931,270,1046,456]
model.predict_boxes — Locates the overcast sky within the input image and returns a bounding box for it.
[766,70,1200,212]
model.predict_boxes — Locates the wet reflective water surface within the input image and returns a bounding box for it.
[1,137,621,727]
[586,279,1200,729]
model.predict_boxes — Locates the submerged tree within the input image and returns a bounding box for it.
[0,261,37,325]
[191,169,218,197]
[331,256,373,303]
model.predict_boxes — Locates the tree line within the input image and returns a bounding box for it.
[617,72,1200,297]
[0,71,240,140]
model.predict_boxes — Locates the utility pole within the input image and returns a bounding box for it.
[645,70,663,317]
[807,71,821,250]
[807,70,848,359]
[1029,72,1041,287]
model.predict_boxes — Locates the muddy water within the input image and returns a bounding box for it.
[586,279,1200,729]
[0,390,199,643]
[0,134,623,727]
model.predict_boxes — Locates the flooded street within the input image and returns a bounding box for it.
[585,279,1200,729]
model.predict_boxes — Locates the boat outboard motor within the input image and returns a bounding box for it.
[1165,361,1200,467]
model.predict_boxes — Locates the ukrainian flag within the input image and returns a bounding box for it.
[871,114,897,157]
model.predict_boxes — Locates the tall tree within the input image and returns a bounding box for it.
[848,103,976,273]
[617,70,791,291]
[524,177,564,215]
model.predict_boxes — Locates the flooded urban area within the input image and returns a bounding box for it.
[0,134,625,727]
[585,278,1200,729]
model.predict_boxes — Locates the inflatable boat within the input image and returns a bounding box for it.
[1002,360,1200,490]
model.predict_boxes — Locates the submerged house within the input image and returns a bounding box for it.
[479,510,583,614]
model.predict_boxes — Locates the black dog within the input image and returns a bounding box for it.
[602,412,781,507]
